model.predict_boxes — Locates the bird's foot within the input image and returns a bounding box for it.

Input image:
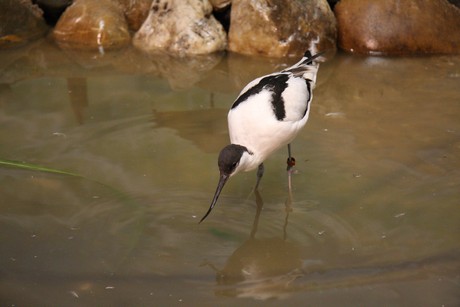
[286,156,296,172]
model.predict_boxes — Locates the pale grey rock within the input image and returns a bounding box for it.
[133,0,227,55]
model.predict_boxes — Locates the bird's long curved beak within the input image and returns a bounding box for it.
[199,173,229,223]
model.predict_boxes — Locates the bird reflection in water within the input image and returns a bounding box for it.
[202,189,305,300]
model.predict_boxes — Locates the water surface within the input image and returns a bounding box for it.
[1,40,459,306]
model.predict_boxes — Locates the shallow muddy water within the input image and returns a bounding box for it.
[1,40,459,306]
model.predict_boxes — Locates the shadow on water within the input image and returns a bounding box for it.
[0,39,460,305]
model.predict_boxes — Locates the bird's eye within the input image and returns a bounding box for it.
[231,162,238,169]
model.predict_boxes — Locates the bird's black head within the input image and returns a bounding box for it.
[218,144,248,176]
[199,144,249,223]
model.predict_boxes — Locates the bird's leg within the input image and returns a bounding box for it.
[255,163,264,190]
[288,173,293,195]
[250,189,264,239]
[283,188,293,240]
[286,144,296,192]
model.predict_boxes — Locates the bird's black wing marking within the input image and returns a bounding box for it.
[267,74,290,120]
[303,81,311,118]
[231,74,289,121]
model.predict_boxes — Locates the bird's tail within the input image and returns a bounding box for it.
[300,51,325,65]
[287,51,324,70]
[283,51,324,83]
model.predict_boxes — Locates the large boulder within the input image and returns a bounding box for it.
[0,0,48,49]
[228,0,337,57]
[133,0,227,55]
[53,0,131,51]
[335,0,460,55]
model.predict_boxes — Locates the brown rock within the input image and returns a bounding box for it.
[335,0,460,55]
[53,0,131,51]
[228,0,337,58]
[0,0,48,49]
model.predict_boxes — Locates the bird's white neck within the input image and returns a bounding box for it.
[233,146,263,174]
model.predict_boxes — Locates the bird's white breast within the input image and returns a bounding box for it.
[228,85,309,171]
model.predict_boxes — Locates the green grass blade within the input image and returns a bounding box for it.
[0,159,83,177]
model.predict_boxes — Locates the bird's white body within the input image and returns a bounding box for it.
[200,51,322,223]
[228,54,320,174]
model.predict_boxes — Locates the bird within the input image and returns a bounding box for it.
[200,50,323,223]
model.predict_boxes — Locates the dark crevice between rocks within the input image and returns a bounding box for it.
[327,0,340,10]
[32,0,73,26]
[447,0,460,8]
[212,4,231,33]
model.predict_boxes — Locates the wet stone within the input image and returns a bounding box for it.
[335,0,460,55]
[53,0,131,51]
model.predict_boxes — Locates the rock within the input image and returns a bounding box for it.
[0,0,49,49]
[53,0,131,51]
[119,0,153,31]
[228,0,337,57]
[335,0,460,55]
[133,0,227,55]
